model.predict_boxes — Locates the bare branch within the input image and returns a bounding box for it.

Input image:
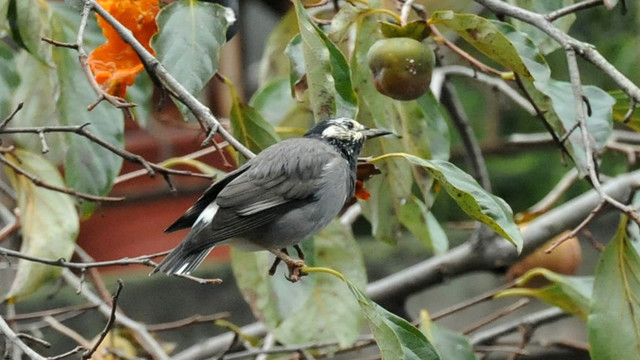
[6,304,98,322]
[470,307,568,345]
[462,298,530,335]
[0,103,24,131]
[545,0,604,22]
[565,47,640,225]
[146,312,230,332]
[430,66,536,114]
[87,0,255,160]
[82,280,124,360]
[61,270,169,360]
[0,124,215,182]
[0,315,47,360]
[441,82,492,191]
[475,0,640,103]
[0,152,124,202]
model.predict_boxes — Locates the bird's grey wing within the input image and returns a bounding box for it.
[164,164,251,233]
[205,139,342,240]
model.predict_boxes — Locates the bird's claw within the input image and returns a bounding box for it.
[268,249,306,283]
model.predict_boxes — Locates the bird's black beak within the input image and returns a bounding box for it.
[361,127,393,139]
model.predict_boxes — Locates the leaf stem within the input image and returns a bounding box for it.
[362,8,403,25]
[301,266,346,281]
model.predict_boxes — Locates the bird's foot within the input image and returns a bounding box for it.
[268,248,307,283]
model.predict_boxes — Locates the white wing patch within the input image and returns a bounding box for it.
[194,202,219,227]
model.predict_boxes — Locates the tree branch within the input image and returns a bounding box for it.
[61,270,169,360]
[0,124,215,181]
[0,315,47,360]
[545,0,604,22]
[172,169,640,359]
[475,0,640,103]
[87,0,255,159]
[0,151,124,202]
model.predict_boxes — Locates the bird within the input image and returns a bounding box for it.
[151,117,391,281]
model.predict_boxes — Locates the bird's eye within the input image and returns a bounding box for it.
[345,121,354,130]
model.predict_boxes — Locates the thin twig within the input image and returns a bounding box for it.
[74,246,118,304]
[545,0,604,22]
[83,280,124,360]
[430,66,535,114]
[61,269,169,360]
[475,0,640,103]
[146,312,230,332]
[399,0,415,25]
[0,246,166,270]
[43,316,92,349]
[48,347,86,360]
[513,74,574,162]
[0,124,215,181]
[462,298,530,335]
[546,200,606,253]
[76,0,134,110]
[6,304,98,322]
[88,0,255,160]
[441,82,492,191]
[431,281,515,321]
[470,307,568,345]
[16,333,50,349]
[0,102,24,131]
[0,152,124,202]
[527,168,579,215]
[565,47,640,226]
[0,315,47,360]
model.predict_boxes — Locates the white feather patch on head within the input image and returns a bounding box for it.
[321,118,366,140]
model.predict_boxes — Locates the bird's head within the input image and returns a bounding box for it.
[304,117,392,162]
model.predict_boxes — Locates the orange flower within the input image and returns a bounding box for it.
[88,0,159,98]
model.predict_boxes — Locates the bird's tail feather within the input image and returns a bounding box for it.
[150,245,213,276]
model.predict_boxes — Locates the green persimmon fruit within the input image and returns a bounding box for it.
[367,37,435,101]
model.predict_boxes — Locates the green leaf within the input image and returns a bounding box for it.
[430,11,531,79]
[497,21,614,176]
[152,0,229,118]
[7,0,52,64]
[292,0,357,120]
[420,312,477,360]
[51,12,124,218]
[375,153,523,251]
[539,80,614,175]
[0,43,20,118]
[611,90,640,132]
[226,78,280,155]
[588,216,640,360]
[345,280,440,360]
[505,0,576,55]
[258,9,299,86]
[399,196,448,255]
[10,51,64,163]
[250,77,313,136]
[329,2,364,42]
[232,221,366,348]
[4,149,79,302]
[496,268,593,320]
[284,34,306,98]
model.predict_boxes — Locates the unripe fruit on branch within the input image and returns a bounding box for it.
[367,37,435,101]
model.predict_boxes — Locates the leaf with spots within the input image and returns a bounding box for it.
[372,153,523,252]
[588,216,640,359]
[430,11,531,79]
[4,149,79,302]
